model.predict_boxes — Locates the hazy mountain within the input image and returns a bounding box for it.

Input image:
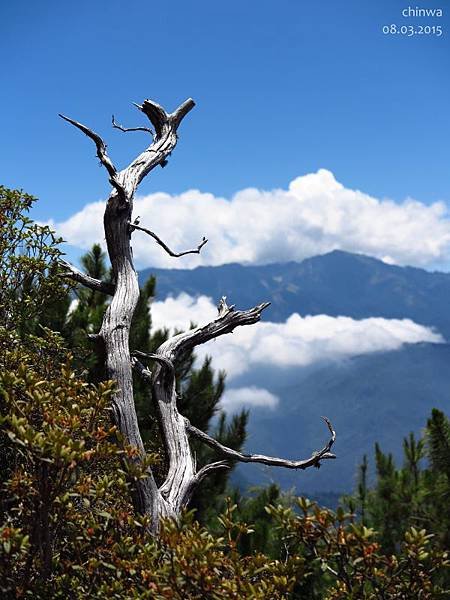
[140,250,450,336]
[139,251,450,496]
[232,342,450,496]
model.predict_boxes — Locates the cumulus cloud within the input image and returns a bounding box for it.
[150,294,444,380]
[150,293,217,329]
[50,169,450,269]
[221,386,279,411]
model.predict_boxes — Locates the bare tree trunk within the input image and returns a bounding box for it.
[60,99,196,530]
[102,193,161,522]
[59,98,336,534]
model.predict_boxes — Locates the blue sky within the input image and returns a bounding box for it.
[1,0,449,268]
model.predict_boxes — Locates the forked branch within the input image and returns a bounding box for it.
[185,416,336,470]
[112,115,153,136]
[135,98,195,138]
[60,98,195,200]
[159,297,270,361]
[120,98,195,196]
[59,259,115,295]
[129,221,208,258]
[131,292,337,518]
[58,114,125,197]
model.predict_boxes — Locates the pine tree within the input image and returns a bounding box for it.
[348,410,450,559]
[425,409,450,548]
[427,409,450,480]
[357,454,368,526]
[370,444,404,552]
[66,244,110,381]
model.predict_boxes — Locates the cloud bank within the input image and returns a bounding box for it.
[150,293,444,382]
[221,387,280,411]
[51,169,450,269]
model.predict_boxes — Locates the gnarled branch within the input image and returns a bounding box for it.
[132,291,337,519]
[135,98,195,138]
[121,98,195,196]
[129,221,208,258]
[170,98,197,130]
[179,461,230,508]
[185,416,336,470]
[159,298,270,361]
[112,115,153,136]
[58,114,125,198]
[59,259,115,295]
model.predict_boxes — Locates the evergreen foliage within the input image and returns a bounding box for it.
[347,410,450,565]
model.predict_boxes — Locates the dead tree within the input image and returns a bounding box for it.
[59,97,336,534]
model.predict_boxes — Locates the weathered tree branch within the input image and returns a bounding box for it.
[121,98,195,197]
[112,115,154,136]
[58,114,125,198]
[135,98,195,137]
[129,221,208,258]
[159,297,271,361]
[170,98,197,130]
[185,416,336,470]
[60,98,194,202]
[59,259,115,295]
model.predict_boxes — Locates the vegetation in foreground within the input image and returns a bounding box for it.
[0,185,449,598]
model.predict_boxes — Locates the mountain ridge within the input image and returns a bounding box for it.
[140,250,450,336]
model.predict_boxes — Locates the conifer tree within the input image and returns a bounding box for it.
[427,408,450,480]
[349,409,450,560]
[357,454,368,526]
[425,409,450,548]
[65,244,111,381]
[371,444,403,553]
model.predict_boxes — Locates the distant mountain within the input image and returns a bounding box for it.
[140,250,450,336]
[233,342,450,496]
[139,251,450,496]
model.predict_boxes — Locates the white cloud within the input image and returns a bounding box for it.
[221,386,279,412]
[50,169,450,269]
[150,294,444,380]
[150,293,217,329]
